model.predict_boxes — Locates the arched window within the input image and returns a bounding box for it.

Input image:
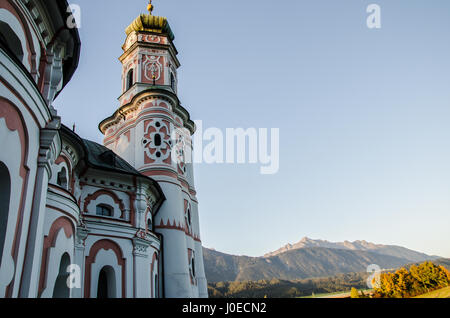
[52,253,71,298]
[96,204,113,217]
[97,266,116,298]
[56,167,68,189]
[126,69,134,90]
[0,21,24,62]
[147,218,153,232]
[170,72,175,90]
[0,162,11,266]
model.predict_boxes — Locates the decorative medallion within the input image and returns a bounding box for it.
[142,119,172,163]
[172,128,187,175]
[140,34,161,44]
[124,32,138,51]
[143,55,162,81]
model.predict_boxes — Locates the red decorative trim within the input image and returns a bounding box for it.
[142,170,191,193]
[55,153,72,176]
[147,178,198,204]
[0,98,29,177]
[84,239,126,298]
[140,55,165,86]
[47,184,78,203]
[102,108,175,144]
[155,218,201,243]
[45,204,78,224]
[54,153,75,195]
[37,46,47,92]
[83,215,130,225]
[1,0,37,74]
[88,233,133,241]
[0,98,30,297]
[38,217,75,297]
[179,178,190,190]
[83,189,125,215]
[0,77,41,126]
[142,169,178,179]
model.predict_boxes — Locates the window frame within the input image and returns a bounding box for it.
[96,204,113,217]
[126,68,134,90]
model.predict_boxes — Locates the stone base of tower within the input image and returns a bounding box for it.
[152,179,208,298]
[157,228,196,298]
[195,241,209,298]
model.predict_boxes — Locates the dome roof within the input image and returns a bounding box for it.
[125,14,175,41]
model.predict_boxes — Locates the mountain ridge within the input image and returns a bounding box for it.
[262,237,437,261]
[203,238,439,283]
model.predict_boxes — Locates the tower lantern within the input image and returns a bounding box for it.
[117,0,179,107]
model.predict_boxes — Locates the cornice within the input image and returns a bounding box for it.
[99,88,195,135]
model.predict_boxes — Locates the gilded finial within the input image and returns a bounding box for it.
[147,0,154,15]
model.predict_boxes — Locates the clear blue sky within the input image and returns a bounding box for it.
[58,0,450,258]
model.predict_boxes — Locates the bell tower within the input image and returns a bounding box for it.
[118,1,179,106]
[99,1,208,298]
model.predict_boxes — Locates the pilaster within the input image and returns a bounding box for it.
[19,123,61,297]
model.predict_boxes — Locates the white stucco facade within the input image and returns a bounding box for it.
[0,0,208,299]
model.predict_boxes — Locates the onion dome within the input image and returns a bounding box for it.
[125,1,175,41]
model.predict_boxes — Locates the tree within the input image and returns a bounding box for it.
[374,261,450,298]
[350,287,359,298]
[438,266,450,288]
[393,268,412,298]
[377,272,396,297]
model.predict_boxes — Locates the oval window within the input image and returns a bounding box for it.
[154,134,162,147]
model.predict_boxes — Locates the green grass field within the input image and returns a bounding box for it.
[299,286,450,298]
[299,291,351,298]
[297,286,450,298]
[414,286,450,298]
[300,289,373,298]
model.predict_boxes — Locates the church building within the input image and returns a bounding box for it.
[0,0,208,298]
